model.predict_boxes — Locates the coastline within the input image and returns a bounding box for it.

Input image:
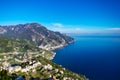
[50,52,56,60]
[50,39,75,60]
[39,39,75,60]
[49,39,88,80]
[51,39,75,51]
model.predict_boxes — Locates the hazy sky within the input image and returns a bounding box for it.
[0,0,120,34]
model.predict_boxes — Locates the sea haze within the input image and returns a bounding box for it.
[53,35,120,80]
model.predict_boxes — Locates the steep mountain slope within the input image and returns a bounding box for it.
[0,23,74,50]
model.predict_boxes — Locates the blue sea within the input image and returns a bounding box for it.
[53,36,120,80]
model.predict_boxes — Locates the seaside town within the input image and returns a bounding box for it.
[0,49,87,80]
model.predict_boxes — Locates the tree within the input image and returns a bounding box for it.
[0,70,12,80]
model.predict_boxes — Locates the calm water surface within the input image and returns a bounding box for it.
[53,36,120,80]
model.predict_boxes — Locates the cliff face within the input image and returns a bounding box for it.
[0,23,74,50]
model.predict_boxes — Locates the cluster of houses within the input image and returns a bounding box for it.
[1,59,76,80]
[1,59,41,73]
[39,44,65,51]
[0,55,80,80]
[1,58,56,74]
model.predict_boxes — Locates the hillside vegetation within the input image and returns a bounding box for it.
[0,38,88,80]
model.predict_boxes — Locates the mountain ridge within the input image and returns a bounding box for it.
[0,23,74,50]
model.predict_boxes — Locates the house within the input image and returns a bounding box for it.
[9,66,21,73]
[2,61,10,69]
[44,64,53,70]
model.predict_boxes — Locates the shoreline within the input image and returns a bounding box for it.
[50,40,75,60]
[51,39,75,51]
[38,39,75,60]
